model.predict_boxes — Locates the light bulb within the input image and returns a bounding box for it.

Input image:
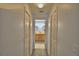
[36,3,45,8]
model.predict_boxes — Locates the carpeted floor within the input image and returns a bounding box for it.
[32,49,48,56]
[32,42,48,56]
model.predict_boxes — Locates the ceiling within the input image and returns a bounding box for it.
[0,3,54,19]
[29,3,53,19]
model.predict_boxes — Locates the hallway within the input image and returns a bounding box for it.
[0,4,79,56]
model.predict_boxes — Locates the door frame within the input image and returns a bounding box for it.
[24,6,33,56]
[48,5,58,56]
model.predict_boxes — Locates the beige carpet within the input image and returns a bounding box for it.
[32,42,48,56]
[32,49,48,56]
[35,42,45,49]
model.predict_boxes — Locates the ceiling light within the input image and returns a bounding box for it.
[36,3,45,8]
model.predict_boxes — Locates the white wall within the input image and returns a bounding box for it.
[57,4,79,56]
[0,8,24,56]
